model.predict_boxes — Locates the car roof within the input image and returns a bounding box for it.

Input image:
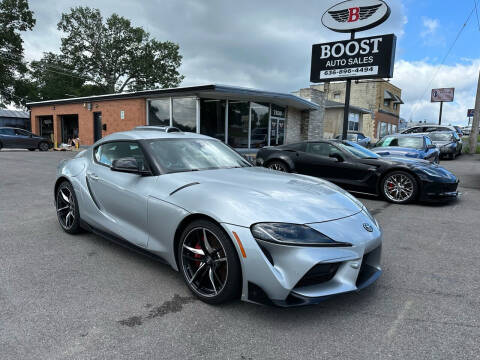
[98,129,213,142]
[384,133,426,137]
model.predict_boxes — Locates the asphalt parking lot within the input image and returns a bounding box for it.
[1,150,479,360]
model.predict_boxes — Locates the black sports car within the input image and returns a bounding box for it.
[256,140,459,204]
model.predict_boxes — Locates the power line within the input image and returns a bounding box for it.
[408,5,476,120]
[475,0,480,30]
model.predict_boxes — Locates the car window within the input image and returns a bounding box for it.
[0,128,16,136]
[306,143,341,157]
[94,141,148,170]
[377,136,424,149]
[284,143,306,152]
[357,133,365,139]
[15,129,30,136]
[403,127,424,134]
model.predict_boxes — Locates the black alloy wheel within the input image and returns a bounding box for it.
[382,171,418,204]
[39,142,49,152]
[178,220,241,304]
[56,181,82,234]
[267,160,290,173]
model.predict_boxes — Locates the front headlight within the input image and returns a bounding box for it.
[250,223,352,247]
[419,167,444,178]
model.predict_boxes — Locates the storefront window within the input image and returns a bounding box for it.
[348,112,359,131]
[149,99,170,126]
[378,122,388,138]
[200,99,226,142]
[392,124,398,133]
[228,101,249,148]
[172,97,197,132]
[250,102,269,148]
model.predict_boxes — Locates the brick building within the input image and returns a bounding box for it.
[312,80,403,140]
[27,84,323,149]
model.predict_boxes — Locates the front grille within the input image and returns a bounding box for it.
[294,262,339,288]
[443,182,458,193]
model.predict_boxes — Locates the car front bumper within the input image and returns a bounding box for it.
[222,211,382,307]
[419,179,459,201]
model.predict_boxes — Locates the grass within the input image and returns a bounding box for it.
[462,135,480,154]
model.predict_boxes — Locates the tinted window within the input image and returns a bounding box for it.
[94,142,148,170]
[306,143,342,157]
[337,141,379,159]
[200,99,225,142]
[15,129,30,136]
[0,128,15,135]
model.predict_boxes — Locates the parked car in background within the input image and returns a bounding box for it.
[461,126,471,136]
[425,131,462,160]
[334,131,371,147]
[0,127,52,151]
[371,134,440,163]
[401,124,464,138]
[256,140,458,204]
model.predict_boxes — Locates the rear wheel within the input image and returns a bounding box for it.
[38,142,49,151]
[56,181,82,234]
[267,160,290,173]
[381,171,418,204]
[178,220,241,305]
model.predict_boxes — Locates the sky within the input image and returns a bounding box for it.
[20,0,480,126]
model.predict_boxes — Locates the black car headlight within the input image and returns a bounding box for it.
[250,223,352,247]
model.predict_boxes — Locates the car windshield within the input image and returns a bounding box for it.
[145,138,252,173]
[336,141,379,159]
[428,133,453,141]
[376,136,424,149]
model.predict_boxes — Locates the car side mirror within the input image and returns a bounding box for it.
[329,153,344,162]
[111,157,149,175]
[426,144,436,150]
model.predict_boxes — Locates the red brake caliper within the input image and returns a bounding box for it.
[194,242,202,267]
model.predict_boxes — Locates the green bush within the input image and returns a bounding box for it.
[462,135,480,154]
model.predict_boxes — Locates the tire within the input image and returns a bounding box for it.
[178,219,242,305]
[38,142,49,151]
[267,160,290,173]
[56,181,82,234]
[381,171,418,204]
[28,148,35,151]
[0,142,2,151]
[450,153,456,160]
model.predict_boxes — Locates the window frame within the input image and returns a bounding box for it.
[92,139,155,175]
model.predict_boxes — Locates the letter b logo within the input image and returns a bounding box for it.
[348,7,360,22]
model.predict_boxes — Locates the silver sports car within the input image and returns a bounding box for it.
[54,128,382,306]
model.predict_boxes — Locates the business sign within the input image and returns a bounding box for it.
[431,88,454,102]
[468,108,475,117]
[310,34,396,83]
[322,0,391,33]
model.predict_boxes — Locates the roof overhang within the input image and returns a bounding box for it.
[26,84,320,111]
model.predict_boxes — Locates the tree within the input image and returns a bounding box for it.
[0,0,35,106]
[56,7,184,93]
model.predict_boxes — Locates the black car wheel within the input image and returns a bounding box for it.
[38,142,49,151]
[267,160,290,172]
[450,152,456,160]
[178,219,241,305]
[381,171,418,204]
[56,181,82,234]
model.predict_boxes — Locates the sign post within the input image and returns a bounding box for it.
[313,0,393,140]
[431,88,454,125]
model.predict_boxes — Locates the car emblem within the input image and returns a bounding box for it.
[363,223,373,232]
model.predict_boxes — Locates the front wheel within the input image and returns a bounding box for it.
[267,160,290,172]
[381,171,418,204]
[178,220,241,305]
[56,181,82,234]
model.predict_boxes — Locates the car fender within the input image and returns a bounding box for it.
[264,152,296,171]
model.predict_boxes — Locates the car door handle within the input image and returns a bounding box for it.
[87,173,100,181]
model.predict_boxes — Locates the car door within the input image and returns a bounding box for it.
[86,141,157,247]
[0,128,17,148]
[14,129,35,148]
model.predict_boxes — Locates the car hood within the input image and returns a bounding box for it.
[376,156,457,180]
[371,147,423,157]
[155,167,364,227]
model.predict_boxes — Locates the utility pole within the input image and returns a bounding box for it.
[470,70,480,154]
[341,31,355,140]
[438,101,443,125]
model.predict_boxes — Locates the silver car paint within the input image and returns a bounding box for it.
[56,130,382,304]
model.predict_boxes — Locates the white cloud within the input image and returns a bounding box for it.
[393,59,479,126]
[421,17,439,38]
